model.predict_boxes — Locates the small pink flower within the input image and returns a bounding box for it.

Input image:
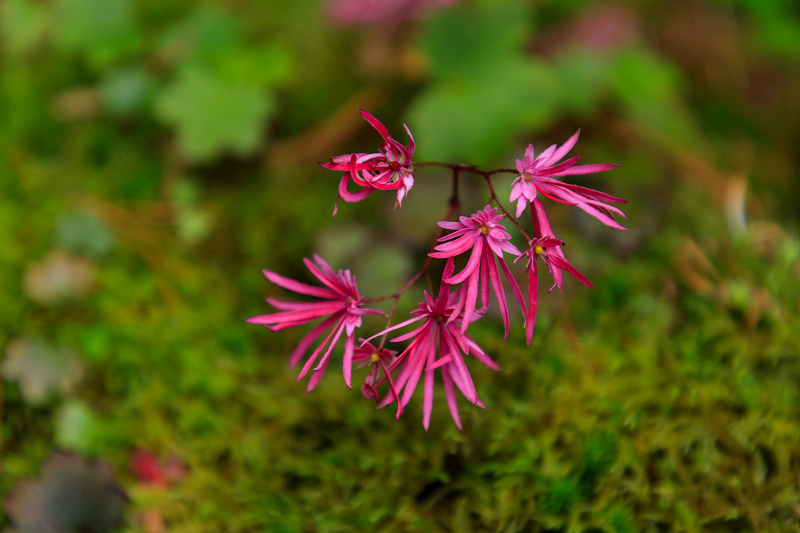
[429,206,525,338]
[246,255,381,391]
[352,339,398,405]
[517,232,593,346]
[321,109,415,212]
[510,129,627,228]
[363,259,499,430]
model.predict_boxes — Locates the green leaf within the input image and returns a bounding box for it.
[410,2,561,165]
[409,59,560,164]
[155,67,273,162]
[418,2,530,79]
[52,0,141,67]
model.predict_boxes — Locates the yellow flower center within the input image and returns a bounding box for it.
[370,352,380,363]
[480,225,488,235]
[534,245,544,255]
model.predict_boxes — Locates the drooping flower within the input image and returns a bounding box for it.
[517,232,593,346]
[428,206,525,338]
[321,109,415,211]
[363,259,499,430]
[246,255,382,391]
[510,129,627,228]
[352,339,398,405]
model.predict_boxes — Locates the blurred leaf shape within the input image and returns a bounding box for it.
[100,68,155,116]
[610,48,701,147]
[56,401,101,454]
[56,211,115,258]
[410,59,559,164]
[2,338,83,405]
[410,3,560,165]
[157,5,239,67]
[155,67,273,162]
[5,452,127,533]
[24,250,96,303]
[52,0,141,68]
[1,0,47,56]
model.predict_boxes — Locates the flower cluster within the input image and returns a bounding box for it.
[250,110,627,429]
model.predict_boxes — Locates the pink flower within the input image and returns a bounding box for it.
[352,339,398,405]
[321,109,415,211]
[517,233,593,346]
[246,255,381,391]
[363,260,499,430]
[428,206,525,338]
[510,129,627,228]
[326,0,458,27]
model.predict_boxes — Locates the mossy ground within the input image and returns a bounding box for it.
[2,1,800,532]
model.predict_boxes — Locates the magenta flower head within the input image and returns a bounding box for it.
[517,234,593,345]
[246,255,382,392]
[352,339,398,405]
[510,129,627,228]
[429,206,526,338]
[363,259,499,430]
[321,109,415,212]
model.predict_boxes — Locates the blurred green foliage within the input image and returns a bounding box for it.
[2,0,800,531]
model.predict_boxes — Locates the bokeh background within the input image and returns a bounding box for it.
[2,0,800,531]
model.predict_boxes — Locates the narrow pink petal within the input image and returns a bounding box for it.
[465,337,500,370]
[437,227,474,242]
[297,321,341,381]
[441,369,462,430]
[302,258,345,295]
[359,108,390,141]
[265,297,309,310]
[434,257,455,315]
[262,269,338,299]
[524,144,535,165]
[313,320,347,372]
[338,174,373,203]
[361,315,426,345]
[498,256,527,318]
[438,220,466,230]
[399,329,434,414]
[446,238,483,284]
[288,315,340,368]
[515,197,528,218]
[404,124,415,155]
[423,351,435,430]
[486,251,510,339]
[305,356,329,393]
[550,182,627,204]
[458,265,481,335]
[428,354,453,370]
[546,254,594,288]
[446,347,477,404]
[430,234,476,258]
[539,155,580,175]
[245,303,343,325]
[551,163,620,176]
[343,334,355,389]
[391,320,433,343]
[543,129,580,167]
[526,265,539,346]
[479,252,490,311]
[535,144,557,166]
